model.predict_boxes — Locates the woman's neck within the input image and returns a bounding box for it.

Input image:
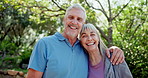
[88,49,102,66]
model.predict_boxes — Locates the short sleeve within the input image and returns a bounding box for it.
[27,39,47,72]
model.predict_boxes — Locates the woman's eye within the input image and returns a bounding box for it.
[91,34,95,36]
[82,35,87,38]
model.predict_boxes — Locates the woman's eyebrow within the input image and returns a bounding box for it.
[81,33,86,35]
[90,31,95,33]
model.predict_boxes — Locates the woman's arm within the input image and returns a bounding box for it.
[26,68,43,78]
[116,61,133,78]
[105,56,133,78]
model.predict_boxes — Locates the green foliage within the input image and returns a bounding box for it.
[0,0,64,69]
[0,40,19,68]
[112,1,148,77]
[82,3,98,25]
[0,39,32,69]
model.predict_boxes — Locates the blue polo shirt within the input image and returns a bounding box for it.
[28,32,88,78]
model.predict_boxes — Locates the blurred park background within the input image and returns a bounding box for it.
[0,0,147,78]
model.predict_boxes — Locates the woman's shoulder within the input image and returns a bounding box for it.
[104,56,133,78]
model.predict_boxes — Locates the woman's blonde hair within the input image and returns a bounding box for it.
[80,23,108,58]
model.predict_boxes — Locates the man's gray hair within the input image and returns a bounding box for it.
[65,4,87,21]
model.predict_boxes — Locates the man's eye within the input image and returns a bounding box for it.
[69,16,74,20]
[77,18,82,22]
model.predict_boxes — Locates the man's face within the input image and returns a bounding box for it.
[63,8,85,38]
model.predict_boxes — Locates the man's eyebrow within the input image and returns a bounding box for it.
[78,17,83,19]
[68,15,73,17]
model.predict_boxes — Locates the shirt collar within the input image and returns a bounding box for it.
[54,32,66,41]
[54,32,80,44]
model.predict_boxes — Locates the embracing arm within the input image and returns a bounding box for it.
[106,46,125,65]
[26,68,43,78]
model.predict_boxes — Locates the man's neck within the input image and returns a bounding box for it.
[62,33,77,46]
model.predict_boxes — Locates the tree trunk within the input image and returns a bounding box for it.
[108,26,113,47]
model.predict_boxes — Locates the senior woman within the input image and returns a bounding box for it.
[79,23,133,78]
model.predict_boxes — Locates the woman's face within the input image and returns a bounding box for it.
[80,29,99,52]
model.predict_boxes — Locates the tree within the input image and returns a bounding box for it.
[85,0,132,47]
[0,0,66,68]
[112,0,148,77]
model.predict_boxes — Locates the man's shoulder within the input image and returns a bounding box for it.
[34,35,54,44]
[42,35,54,39]
[41,33,58,41]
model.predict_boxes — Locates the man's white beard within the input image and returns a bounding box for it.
[67,31,77,38]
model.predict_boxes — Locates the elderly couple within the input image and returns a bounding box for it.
[26,4,133,78]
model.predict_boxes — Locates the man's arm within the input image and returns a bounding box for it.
[106,46,125,65]
[26,68,43,78]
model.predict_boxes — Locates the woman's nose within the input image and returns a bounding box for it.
[87,36,92,40]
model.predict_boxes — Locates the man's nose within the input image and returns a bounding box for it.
[71,19,78,24]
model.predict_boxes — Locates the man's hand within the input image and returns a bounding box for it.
[106,46,125,65]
